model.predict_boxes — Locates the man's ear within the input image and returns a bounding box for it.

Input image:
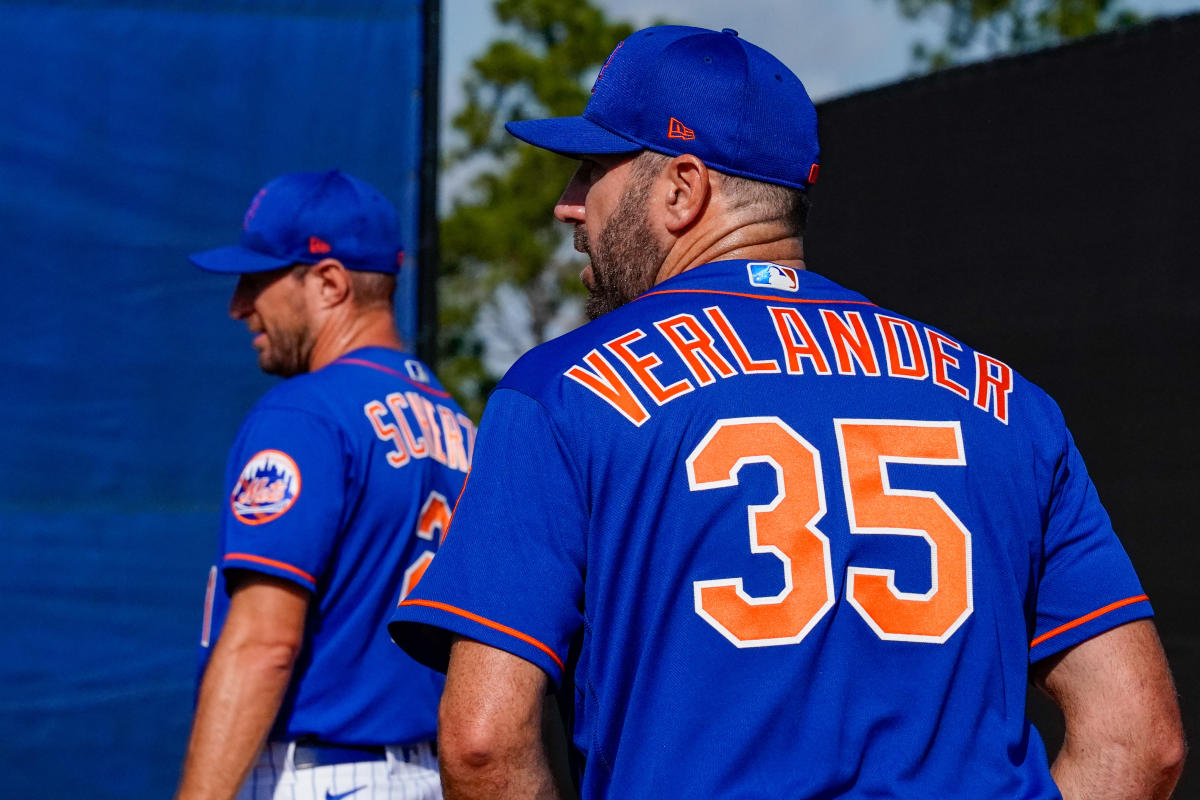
[660,154,710,234]
[306,258,352,308]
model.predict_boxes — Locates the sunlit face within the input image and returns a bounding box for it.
[555,153,669,320]
[228,265,316,377]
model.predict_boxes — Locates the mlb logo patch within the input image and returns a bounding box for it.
[747,262,799,292]
[231,449,301,525]
[405,359,430,384]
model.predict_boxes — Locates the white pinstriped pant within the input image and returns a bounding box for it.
[235,740,442,800]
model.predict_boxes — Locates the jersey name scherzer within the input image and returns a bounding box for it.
[390,261,1150,799]
[199,347,474,746]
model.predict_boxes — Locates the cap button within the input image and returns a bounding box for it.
[721,28,739,37]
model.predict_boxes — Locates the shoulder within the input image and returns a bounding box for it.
[497,303,651,398]
[248,371,338,418]
[232,374,350,455]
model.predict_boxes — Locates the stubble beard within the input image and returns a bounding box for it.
[580,183,669,322]
[257,323,313,378]
[257,299,316,378]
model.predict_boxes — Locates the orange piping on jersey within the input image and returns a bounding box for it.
[437,469,473,547]
[450,470,472,516]
[638,288,878,307]
[223,553,317,585]
[1030,594,1150,648]
[399,598,564,670]
[333,358,453,398]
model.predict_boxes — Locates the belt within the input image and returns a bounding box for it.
[289,738,436,769]
[293,740,386,768]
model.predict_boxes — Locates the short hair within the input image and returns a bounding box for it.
[290,262,395,310]
[719,171,811,237]
[348,270,396,310]
[631,150,810,236]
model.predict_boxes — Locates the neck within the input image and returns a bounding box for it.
[308,306,404,372]
[654,211,805,286]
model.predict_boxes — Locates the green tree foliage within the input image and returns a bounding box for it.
[438,0,634,418]
[890,0,1141,70]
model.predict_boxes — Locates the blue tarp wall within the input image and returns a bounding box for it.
[0,2,426,795]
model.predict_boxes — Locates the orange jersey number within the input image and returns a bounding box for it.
[689,417,972,647]
[688,417,835,647]
[836,420,972,642]
[398,491,453,603]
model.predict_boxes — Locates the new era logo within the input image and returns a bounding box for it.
[668,117,695,141]
[309,236,331,254]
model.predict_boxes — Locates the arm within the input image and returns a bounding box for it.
[176,573,310,800]
[1033,619,1186,800]
[438,636,561,800]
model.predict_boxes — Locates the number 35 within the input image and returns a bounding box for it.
[688,417,973,648]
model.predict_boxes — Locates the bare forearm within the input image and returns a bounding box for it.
[440,637,562,800]
[1040,620,1186,800]
[175,639,296,800]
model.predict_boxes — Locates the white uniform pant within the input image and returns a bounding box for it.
[235,740,442,800]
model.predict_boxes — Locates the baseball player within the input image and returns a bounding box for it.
[388,26,1185,799]
[177,170,473,800]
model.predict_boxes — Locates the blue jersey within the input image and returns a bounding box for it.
[199,346,474,745]
[390,261,1150,798]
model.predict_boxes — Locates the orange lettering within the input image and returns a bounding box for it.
[820,310,881,376]
[564,350,651,426]
[655,313,736,386]
[877,315,928,380]
[364,399,410,467]
[705,306,780,374]
[407,392,446,464]
[605,329,692,405]
[438,405,470,470]
[974,352,1013,424]
[386,393,427,458]
[926,331,970,400]
[768,307,831,375]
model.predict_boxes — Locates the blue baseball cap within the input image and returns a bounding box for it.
[189,169,405,275]
[505,26,820,190]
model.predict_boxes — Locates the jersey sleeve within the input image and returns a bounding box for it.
[389,388,587,685]
[219,404,346,594]
[1029,426,1152,663]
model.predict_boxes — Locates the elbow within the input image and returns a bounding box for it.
[1096,725,1187,798]
[1149,728,1187,789]
[226,634,303,676]
[438,710,507,774]
[437,699,541,791]
[259,639,303,673]
[1140,697,1188,792]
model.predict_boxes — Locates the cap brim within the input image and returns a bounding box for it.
[505,116,643,157]
[188,244,297,274]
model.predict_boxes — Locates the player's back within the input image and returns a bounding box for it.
[202,346,475,745]
[497,261,1147,799]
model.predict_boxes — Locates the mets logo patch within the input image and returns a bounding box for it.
[747,262,799,292]
[231,449,301,525]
